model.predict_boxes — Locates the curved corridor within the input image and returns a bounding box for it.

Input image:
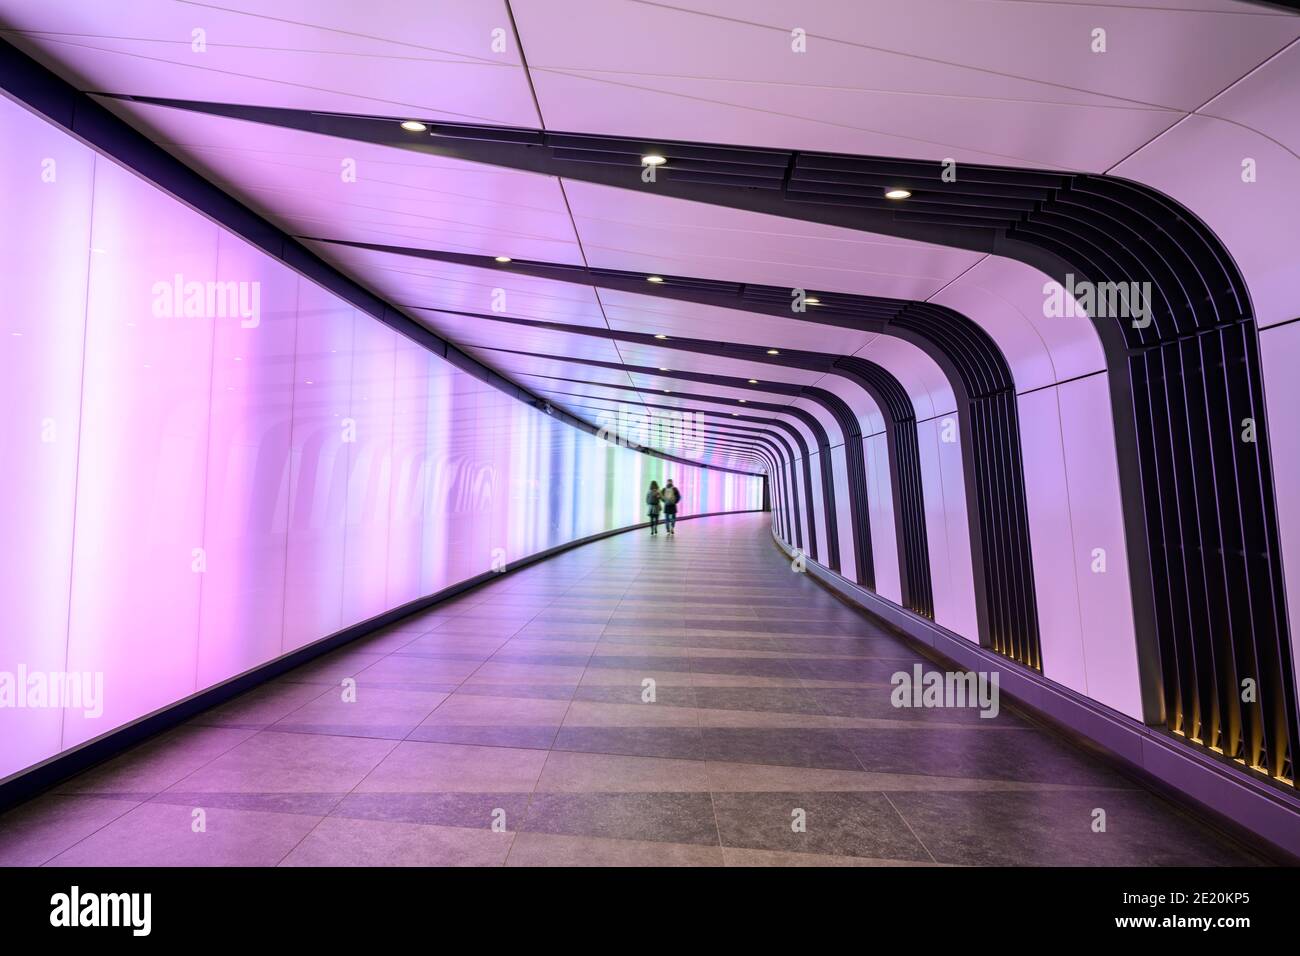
[0,513,1263,867]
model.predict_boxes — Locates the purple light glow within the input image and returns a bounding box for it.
[0,95,762,783]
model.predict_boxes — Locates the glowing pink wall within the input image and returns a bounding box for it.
[0,95,762,783]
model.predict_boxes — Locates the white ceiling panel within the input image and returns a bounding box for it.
[566,181,983,297]
[481,352,636,388]
[511,0,1298,171]
[614,344,825,386]
[414,313,626,365]
[1,0,539,125]
[94,100,585,264]
[597,291,875,354]
[298,243,609,326]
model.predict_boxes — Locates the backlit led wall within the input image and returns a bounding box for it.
[0,94,762,783]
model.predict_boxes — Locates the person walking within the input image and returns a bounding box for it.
[645,481,662,535]
[661,479,681,535]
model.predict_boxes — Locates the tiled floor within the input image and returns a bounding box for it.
[0,513,1266,866]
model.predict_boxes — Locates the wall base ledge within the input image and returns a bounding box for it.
[770,530,1300,862]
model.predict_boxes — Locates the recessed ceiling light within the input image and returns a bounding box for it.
[739,399,747,403]
[647,275,664,283]
[494,255,512,263]
[641,154,668,166]
[748,379,759,384]
[805,297,821,305]
[654,334,668,340]
[766,349,780,355]
[659,367,669,371]
[400,120,428,133]
[884,187,912,200]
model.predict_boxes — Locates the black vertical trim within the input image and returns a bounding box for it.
[836,357,934,618]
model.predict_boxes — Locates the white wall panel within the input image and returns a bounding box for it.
[814,374,887,437]
[829,444,856,583]
[854,336,957,420]
[917,416,979,641]
[933,256,1107,388]
[1018,388,1089,692]
[807,452,829,566]
[1259,322,1300,699]
[1057,374,1142,719]
[865,433,902,604]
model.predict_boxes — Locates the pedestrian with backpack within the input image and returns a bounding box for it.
[661,480,682,535]
[645,481,662,535]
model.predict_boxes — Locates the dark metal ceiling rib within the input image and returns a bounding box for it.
[438,306,938,609]
[558,395,806,551]
[314,239,1027,632]
[526,374,824,560]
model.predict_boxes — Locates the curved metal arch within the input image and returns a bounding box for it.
[888,303,1036,663]
[591,398,801,546]
[723,438,793,546]
[497,350,863,574]
[531,342,876,584]
[669,417,800,551]
[703,429,795,544]
[836,357,933,619]
[802,385,874,588]
[534,379,823,561]
[408,286,991,620]
[692,415,805,549]
[1004,177,1295,779]
[386,252,1027,640]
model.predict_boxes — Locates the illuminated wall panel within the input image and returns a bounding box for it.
[340,317,397,628]
[417,359,459,592]
[0,99,94,780]
[62,158,217,749]
[384,336,433,609]
[281,287,354,653]
[0,94,761,784]
[195,232,297,689]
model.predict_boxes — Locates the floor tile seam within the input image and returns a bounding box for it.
[28,795,143,868]
[880,790,940,865]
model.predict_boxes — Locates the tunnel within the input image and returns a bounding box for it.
[0,0,1297,899]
